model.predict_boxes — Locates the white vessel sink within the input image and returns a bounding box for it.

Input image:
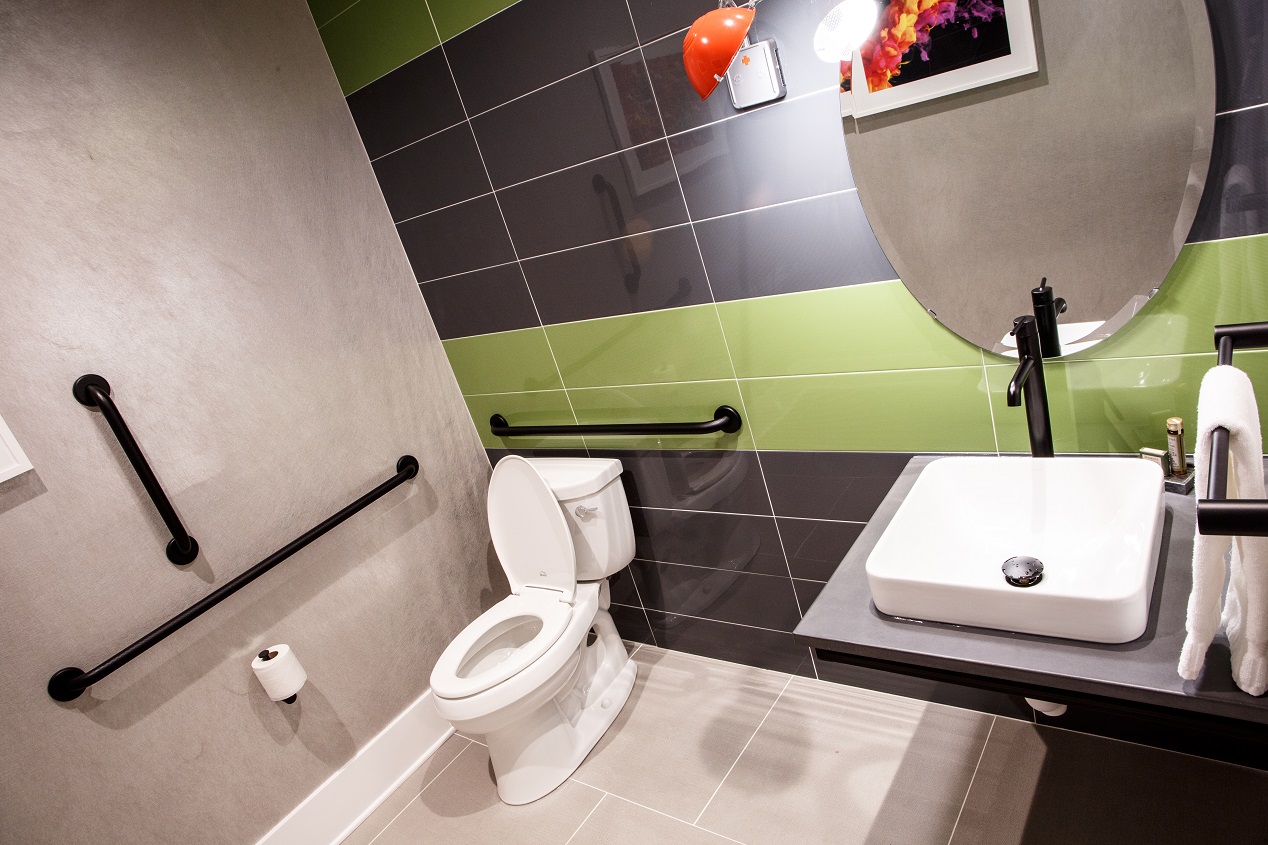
[865,457,1165,643]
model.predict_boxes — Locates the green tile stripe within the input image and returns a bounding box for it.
[443,328,561,395]
[308,0,519,95]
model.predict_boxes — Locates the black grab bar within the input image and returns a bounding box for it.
[74,374,200,565]
[490,405,742,438]
[1197,322,1268,537]
[48,455,419,702]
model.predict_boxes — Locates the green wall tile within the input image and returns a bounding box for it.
[1068,234,1268,361]
[428,0,519,41]
[443,328,562,395]
[988,350,1268,454]
[306,0,356,28]
[717,282,982,378]
[740,367,996,452]
[464,390,584,449]
[316,0,440,94]
[567,380,755,450]
[546,305,736,388]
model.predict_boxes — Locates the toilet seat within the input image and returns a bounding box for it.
[430,590,574,700]
[487,456,577,603]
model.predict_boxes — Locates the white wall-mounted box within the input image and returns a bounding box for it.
[0,410,33,484]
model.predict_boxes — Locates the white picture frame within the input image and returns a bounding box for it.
[841,0,1038,118]
[0,409,32,485]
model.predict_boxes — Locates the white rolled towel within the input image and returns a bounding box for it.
[1178,365,1268,695]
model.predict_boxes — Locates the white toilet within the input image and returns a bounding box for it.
[430,456,638,805]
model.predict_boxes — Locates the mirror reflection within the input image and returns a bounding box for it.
[838,0,1216,356]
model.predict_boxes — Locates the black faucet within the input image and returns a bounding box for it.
[1007,315,1055,457]
[1031,278,1067,358]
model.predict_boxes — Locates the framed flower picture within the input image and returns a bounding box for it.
[840,0,1038,117]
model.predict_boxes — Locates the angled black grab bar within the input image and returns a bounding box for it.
[74,374,199,565]
[1197,322,1268,537]
[489,406,742,438]
[47,455,419,702]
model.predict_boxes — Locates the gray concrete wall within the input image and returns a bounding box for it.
[0,1,501,842]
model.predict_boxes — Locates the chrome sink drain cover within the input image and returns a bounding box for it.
[1002,556,1044,587]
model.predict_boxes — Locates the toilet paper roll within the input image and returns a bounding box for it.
[251,644,307,702]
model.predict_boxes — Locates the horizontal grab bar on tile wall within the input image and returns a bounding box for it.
[489,406,743,437]
[47,456,419,702]
[74,374,200,565]
[1197,322,1268,537]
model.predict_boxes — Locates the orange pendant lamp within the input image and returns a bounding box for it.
[682,4,756,99]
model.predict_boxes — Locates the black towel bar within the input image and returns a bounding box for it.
[490,405,742,437]
[47,455,419,702]
[74,374,200,565]
[1197,322,1268,537]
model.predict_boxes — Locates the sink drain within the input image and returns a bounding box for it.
[1003,556,1044,587]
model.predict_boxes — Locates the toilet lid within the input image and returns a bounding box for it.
[488,456,576,601]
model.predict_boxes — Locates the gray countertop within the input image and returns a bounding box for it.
[794,456,1268,725]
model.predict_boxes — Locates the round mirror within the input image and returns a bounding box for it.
[840,0,1216,356]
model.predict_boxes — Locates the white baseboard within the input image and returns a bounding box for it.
[256,689,454,845]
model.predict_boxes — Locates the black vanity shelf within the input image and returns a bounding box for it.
[1197,322,1268,537]
[74,374,201,565]
[490,405,742,437]
[48,455,419,702]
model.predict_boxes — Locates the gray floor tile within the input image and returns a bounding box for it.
[697,677,993,845]
[341,735,470,845]
[571,646,790,823]
[372,741,603,845]
[568,795,741,845]
[949,718,1268,845]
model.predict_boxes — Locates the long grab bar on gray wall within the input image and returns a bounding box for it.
[74,374,200,565]
[1197,322,1268,536]
[47,455,419,702]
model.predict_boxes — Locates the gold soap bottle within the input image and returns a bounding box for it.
[1167,417,1187,477]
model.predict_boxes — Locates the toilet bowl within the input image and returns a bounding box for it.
[430,456,638,805]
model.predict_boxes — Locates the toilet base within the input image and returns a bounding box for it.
[483,611,637,805]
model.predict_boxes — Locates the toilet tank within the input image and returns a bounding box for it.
[525,458,635,581]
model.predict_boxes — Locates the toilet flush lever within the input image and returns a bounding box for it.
[575,506,598,518]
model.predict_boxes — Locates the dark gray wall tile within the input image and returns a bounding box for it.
[646,609,814,675]
[372,123,489,222]
[793,578,825,608]
[630,559,802,632]
[1206,0,1267,112]
[588,449,774,515]
[625,0,713,44]
[610,601,655,644]
[609,567,643,606]
[631,508,787,576]
[696,191,895,302]
[347,47,465,160]
[1188,106,1268,242]
[639,31,736,137]
[419,264,539,339]
[486,447,590,463]
[522,226,709,324]
[445,0,639,116]
[397,194,516,281]
[498,143,689,256]
[777,517,864,581]
[672,90,854,220]
[811,653,1033,720]
[472,51,660,188]
[760,451,913,521]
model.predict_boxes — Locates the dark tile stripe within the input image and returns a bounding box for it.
[372,123,489,222]
[760,451,914,521]
[777,518,865,582]
[420,264,540,339]
[586,448,775,515]
[1188,105,1268,242]
[628,559,802,632]
[397,194,516,281]
[610,602,655,645]
[625,0,713,45]
[644,609,814,676]
[632,508,788,577]
[1206,0,1267,113]
[347,47,466,160]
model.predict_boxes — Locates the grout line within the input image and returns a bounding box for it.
[492,134,672,192]
[417,259,521,285]
[1216,101,1268,117]
[688,187,858,226]
[636,606,802,636]
[633,556,804,580]
[1185,229,1268,246]
[465,44,647,121]
[944,716,995,845]
[316,0,363,29]
[394,190,495,225]
[422,3,586,453]
[563,793,607,845]
[692,674,794,827]
[566,786,750,845]
[632,504,867,525]
[364,737,473,845]
[370,118,470,162]
[980,349,1001,457]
